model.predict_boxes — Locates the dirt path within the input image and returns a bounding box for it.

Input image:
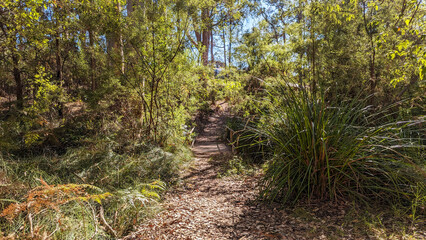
[123,104,341,240]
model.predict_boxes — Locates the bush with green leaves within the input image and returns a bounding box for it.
[256,82,425,206]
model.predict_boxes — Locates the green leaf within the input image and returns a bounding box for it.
[420,65,426,80]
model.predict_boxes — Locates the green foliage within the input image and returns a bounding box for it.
[0,136,191,238]
[27,68,63,115]
[241,0,425,106]
[0,0,424,237]
[103,180,165,236]
[213,69,243,101]
[256,83,425,206]
[225,116,270,163]
[217,155,256,178]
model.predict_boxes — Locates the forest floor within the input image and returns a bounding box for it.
[124,102,425,240]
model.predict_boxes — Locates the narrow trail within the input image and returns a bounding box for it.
[124,104,332,240]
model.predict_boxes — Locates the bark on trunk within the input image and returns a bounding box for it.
[107,0,125,74]
[56,37,62,82]
[12,54,23,109]
[117,0,125,74]
[201,8,210,66]
[228,26,232,67]
[369,50,376,94]
[127,0,133,16]
[202,33,210,65]
[210,30,214,63]
[311,14,316,96]
[2,22,24,109]
[223,28,226,68]
[89,29,96,91]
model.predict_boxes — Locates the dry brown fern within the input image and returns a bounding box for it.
[1,177,111,221]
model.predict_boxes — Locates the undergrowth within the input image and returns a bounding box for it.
[0,104,194,239]
[253,82,425,207]
[0,138,191,239]
[216,155,257,178]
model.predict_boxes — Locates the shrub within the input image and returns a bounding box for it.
[257,83,425,206]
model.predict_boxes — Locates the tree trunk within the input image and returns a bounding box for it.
[369,50,376,94]
[228,25,232,67]
[54,4,62,83]
[362,1,376,96]
[201,8,210,66]
[201,34,209,65]
[310,13,316,96]
[89,29,96,91]
[2,22,24,109]
[117,0,125,74]
[127,0,133,16]
[210,30,214,63]
[106,0,125,75]
[12,53,23,109]
[223,28,226,68]
[56,36,62,82]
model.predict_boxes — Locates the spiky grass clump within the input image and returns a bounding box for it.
[258,84,425,205]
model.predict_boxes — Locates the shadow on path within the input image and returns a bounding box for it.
[124,102,320,240]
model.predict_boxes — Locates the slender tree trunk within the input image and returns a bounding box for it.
[54,4,62,83]
[107,33,114,56]
[223,28,226,68]
[127,0,133,16]
[117,0,125,74]
[56,37,62,82]
[195,31,201,43]
[283,30,286,44]
[297,1,304,87]
[228,24,232,67]
[106,0,125,75]
[362,1,376,95]
[2,23,24,109]
[369,48,376,94]
[311,13,316,96]
[89,29,96,91]
[210,30,214,63]
[12,53,23,109]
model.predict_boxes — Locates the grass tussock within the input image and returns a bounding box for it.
[255,83,425,207]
